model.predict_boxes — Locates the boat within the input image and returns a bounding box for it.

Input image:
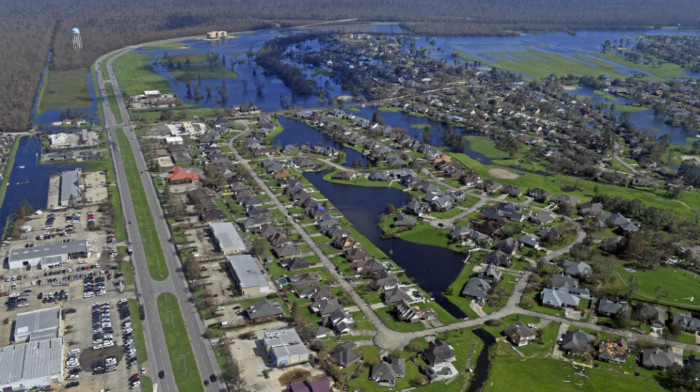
[17,165,25,169]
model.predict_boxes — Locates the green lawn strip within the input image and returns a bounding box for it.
[90,65,105,125]
[322,170,405,190]
[140,376,153,392]
[0,136,21,210]
[491,48,631,80]
[36,68,93,114]
[127,299,148,363]
[101,52,118,80]
[121,261,135,286]
[116,129,169,280]
[482,357,667,392]
[113,51,173,97]
[397,221,450,248]
[465,135,510,159]
[130,107,224,123]
[614,264,700,308]
[157,293,205,392]
[105,83,123,124]
[592,51,686,79]
[482,278,516,314]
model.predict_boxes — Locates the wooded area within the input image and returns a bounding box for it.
[1,0,699,131]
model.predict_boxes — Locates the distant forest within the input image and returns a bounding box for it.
[1,0,699,131]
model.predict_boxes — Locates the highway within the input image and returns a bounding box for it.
[95,47,225,392]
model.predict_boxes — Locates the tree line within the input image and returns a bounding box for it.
[1,0,700,131]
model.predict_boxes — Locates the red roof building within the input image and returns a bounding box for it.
[167,166,199,183]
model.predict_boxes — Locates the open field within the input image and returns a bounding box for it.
[158,53,238,81]
[592,51,687,79]
[158,293,205,392]
[36,68,93,114]
[615,264,700,309]
[113,51,173,97]
[116,128,169,280]
[465,135,511,159]
[482,357,666,392]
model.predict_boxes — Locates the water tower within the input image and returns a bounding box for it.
[72,28,82,51]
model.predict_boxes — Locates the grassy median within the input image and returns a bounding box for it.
[116,128,169,280]
[157,293,205,392]
[0,136,21,210]
[128,299,148,363]
[105,83,123,124]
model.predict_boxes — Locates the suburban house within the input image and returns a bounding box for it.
[383,287,412,306]
[541,287,580,309]
[640,348,677,369]
[504,321,536,346]
[461,277,492,302]
[529,211,554,225]
[597,339,629,363]
[245,300,285,323]
[370,358,406,386]
[562,260,592,278]
[494,237,518,255]
[477,264,502,281]
[578,202,603,217]
[560,329,595,354]
[636,304,666,331]
[673,313,700,333]
[286,377,331,392]
[311,299,343,317]
[484,250,511,268]
[597,299,626,317]
[396,300,438,323]
[422,340,456,366]
[166,166,199,183]
[326,309,354,335]
[331,341,361,368]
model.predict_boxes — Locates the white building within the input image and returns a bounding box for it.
[59,169,82,207]
[263,328,310,367]
[227,255,269,296]
[210,222,246,255]
[7,239,89,270]
[48,133,68,148]
[14,308,61,342]
[0,338,64,390]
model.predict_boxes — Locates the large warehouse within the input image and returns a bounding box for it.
[7,239,89,270]
[0,337,64,390]
[210,222,246,254]
[227,255,269,296]
[13,308,61,342]
[263,328,310,367]
[59,169,82,207]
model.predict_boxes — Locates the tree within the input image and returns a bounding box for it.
[372,110,384,125]
[251,238,270,257]
[384,203,395,214]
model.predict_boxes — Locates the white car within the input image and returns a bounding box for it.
[83,292,94,298]
[103,340,114,348]
[92,344,103,350]
[123,322,131,328]
[92,339,103,345]
[129,381,141,389]
[124,328,133,334]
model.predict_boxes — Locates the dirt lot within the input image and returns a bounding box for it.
[488,168,520,180]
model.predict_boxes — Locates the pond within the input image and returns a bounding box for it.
[0,136,82,239]
[273,117,369,167]
[303,170,468,318]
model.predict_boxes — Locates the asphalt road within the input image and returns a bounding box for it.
[95,47,225,392]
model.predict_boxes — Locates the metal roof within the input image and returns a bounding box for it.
[227,255,268,290]
[0,338,63,387]
[210,222,246,252]
[59,169,81,206]
[14,308,61,342]
[8,240,88,264]
[264,328,309,358]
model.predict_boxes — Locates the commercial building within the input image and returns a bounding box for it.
[210,222,246,254]
[227,255,269,296]
[263,328,310,367]
[13,308,61,342]
[59,169,82,206]
[0,338,64,390]
[7,239,89,270]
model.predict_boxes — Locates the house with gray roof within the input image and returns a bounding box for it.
[636,304,666,330]
[578,202,603,217]
[541,287,580,309]
[384,287,411,306]
[562,259,592,277]
[484,250,511,268]
[550,274,578,290]
[245,300,285,323]
[553,194,580,207]
[640,348,676,369]
[597,299,625,317]
[518,233,540,249]
[461,277,492,302]
[370,358,405,385]
[673,313,700,333]
[529,211,554,225]
[311,299,343,317]
[560,329,595,354]
[494,237,518,255]
[392,214,416,228]
[478,264,502,282]
[331,341,361,368]
[422,340,456,366]
[504,321,536,346]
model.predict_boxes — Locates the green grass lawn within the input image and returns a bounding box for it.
[113,51,173,97]
[121,261,135,286]
[140,376,153,392]
[465,135,511,159]
[482,357,666,392]
[442,263,481,319]
[0,136,21,212]
[127,299,148,363]
[105,83,123,124]
[117,129,168,280]
[397,221,450,248]
[157,293,205,392]
[36,68,93,114]
[374,306,425,332]
[593,51,687,79]
[158,53,238,81]
[615,264,700,309]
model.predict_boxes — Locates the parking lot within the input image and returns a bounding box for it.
[1,203,149,391]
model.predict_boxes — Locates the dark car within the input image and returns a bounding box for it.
[204,380,210,386]
[209,374,217,382]
[158,370,165,379]
[66,381,80,388]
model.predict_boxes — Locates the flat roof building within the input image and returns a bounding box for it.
[14,308,61,342]
[0,337,64,391]
[59,169,82,207]
[210,222,246,254]
[263,328,310,367]
[227,255,269,296]
[7,239,89,270]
